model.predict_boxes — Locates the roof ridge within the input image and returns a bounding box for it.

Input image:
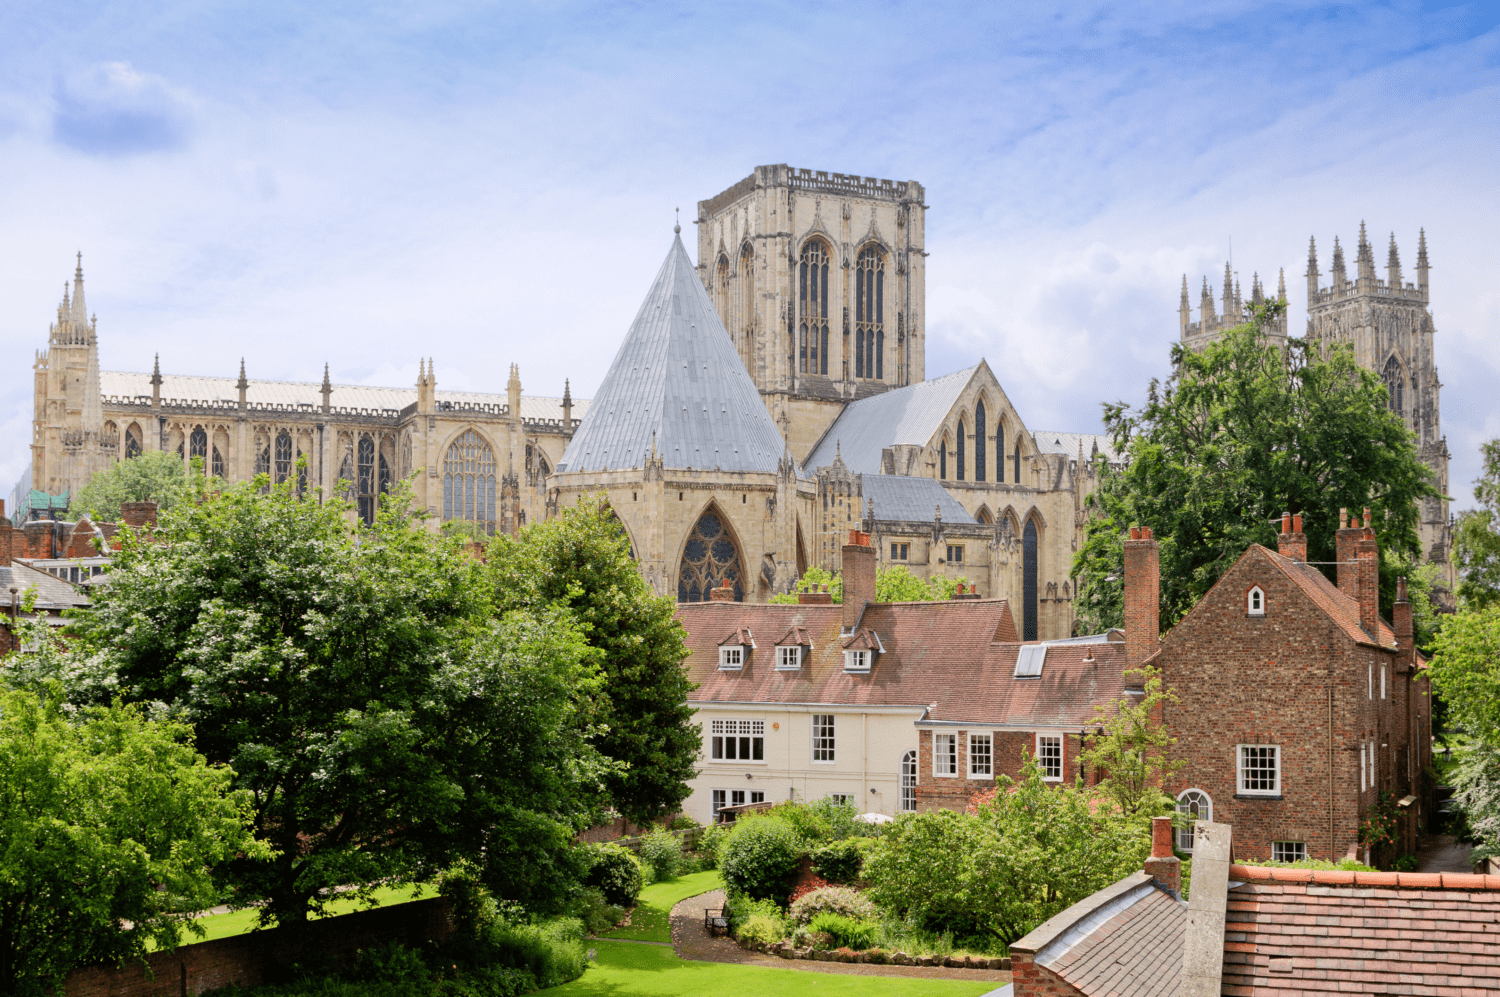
[1229,864,1500,890]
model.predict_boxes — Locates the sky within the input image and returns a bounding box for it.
[1,1,1497,511]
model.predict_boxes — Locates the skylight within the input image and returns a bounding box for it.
[1014,645,1047,678]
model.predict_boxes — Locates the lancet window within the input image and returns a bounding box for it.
[190,427,208,463]
[956,419,966,481]
[1383,356,1404,416]
[799,239,830,375]
[124,424,142,458]
[855,246,885,379]
[974,401,987,482]
[1023,518,1039,641]
[211,447,225,478]
[997,424,1005,481]
[275,431,294,484]
[678,509,743,603]
[443,430,497,535]
[357,435,377,524]
[736,244,756,371]
[1013,441,1022,483]
[939,440,947,480]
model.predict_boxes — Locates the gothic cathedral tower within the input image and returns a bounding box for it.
[696,166,927,463]
[32,255,110,504]
[1304,224,1453,592]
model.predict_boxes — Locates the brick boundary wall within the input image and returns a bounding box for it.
[64,897,453,997]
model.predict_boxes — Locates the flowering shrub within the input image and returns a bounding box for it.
[789,874,832,904]
[1359,791,1399,849]
[788,885,879,926]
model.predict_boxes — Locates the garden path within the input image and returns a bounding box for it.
[1416,833,1476,874]
[668,889,1011,983]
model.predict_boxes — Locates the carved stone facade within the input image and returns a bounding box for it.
[1179,262,1289,351]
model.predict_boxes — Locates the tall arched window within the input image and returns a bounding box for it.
[1023,517,1039,641]
[1383,356,1404,415]
[939,440,947,480]
[357,435,377,524]
[443,430,497,535]
[189,427,208,463]
[255,436,271,479]
[900,750,917,812]
[737,243,756,372]
[799,240,830,375]
[956,420,966,481]
[274,430,293,484]
[997,424,1005,481]
[1013,441,1022,483]
[678,508,743,602]
[211,446,225,479]
[125,423,142,458]
[1176,789,1212,852]
[715,253,730,332]
[974,401,987,482]
[856,246,886,380]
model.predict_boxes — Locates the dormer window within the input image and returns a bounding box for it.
[773,626,811,670]
[777,645,802,670]
[844,649,871,672]
[719,646,744,670]
[1247,586,1265,616]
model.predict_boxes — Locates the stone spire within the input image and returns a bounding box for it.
[507,363,522,424]
[1277,267,1286,303]
[1221,262,1234,319]
[1179,275,1191,337]
[236,358,248,411]
[151,354,163,408]
[1250,272,1263,306]
[71,252,87,329]
[561,378,573,426]
[1387,232,1402,288]
[1331,236,1346,285]
[320,363,332,414]
[1356,221,1375,283]
[1200,275,1215,324]
[1416,228,1430,293]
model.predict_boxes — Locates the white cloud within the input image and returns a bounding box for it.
[52,62,195,155]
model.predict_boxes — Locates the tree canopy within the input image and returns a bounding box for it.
[1453,439,1500,611]
[487,494,698,829]
[770,565,969,604]
[69,450,210,523]
[1074,308,1440,631]
[0,687,264,995]
[62,478,608,927]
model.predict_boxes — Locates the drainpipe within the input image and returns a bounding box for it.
[1328,686,1335,859]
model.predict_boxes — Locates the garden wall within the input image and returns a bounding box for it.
[64,898,453,997]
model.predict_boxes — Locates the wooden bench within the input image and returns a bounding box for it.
[704,907,729,936]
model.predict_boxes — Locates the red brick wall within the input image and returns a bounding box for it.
[914,729,1081,811]
[1122,529,1159,667]
[64,897,453,997]
[1011,954,1087,996]
[1156,548,1410,862]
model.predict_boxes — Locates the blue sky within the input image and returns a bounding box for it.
[1,1,1497,510]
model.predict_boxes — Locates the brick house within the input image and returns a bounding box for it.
[676,531,1130,822]
[1125,512,1431,864]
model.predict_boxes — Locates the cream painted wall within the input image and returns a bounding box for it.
[685,703,925,825]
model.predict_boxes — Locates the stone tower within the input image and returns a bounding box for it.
[1305,224,1452,589]
[1179,262,1288,350]
[696,165,927,463]
[31,255,110,506]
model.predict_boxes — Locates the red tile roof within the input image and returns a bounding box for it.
[677,599,1127,727]
[1223,864,1500,993]
[1254,544,1398,649]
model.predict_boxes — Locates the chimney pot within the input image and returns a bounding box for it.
[1281,512,1291,533]
[1144,816,1182,897]
[1292,513,1302,533]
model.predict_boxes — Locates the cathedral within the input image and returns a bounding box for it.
[16,166,1132,640]
[1180,223,1453,594]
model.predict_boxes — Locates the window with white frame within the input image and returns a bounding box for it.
[844,649,871,672]
[830,793,854,806]
[710,719,765,761]
[719,646,744,670]
[1238,745,1280,795]
[777,645,802,669]
[731,789,745,807]
[711,789,727,822]
[1360,740,1366,791]
[1176,789,1212,852]
[1368,662,1372,699]
[969,733,993,778]
[750,790,765,804]
[1247,586,1265,615]
[1272,841,1306,863]
[812,714,836,762]
[901,750,917,812]
[934,733,958,776]
[1038,735,1063,780]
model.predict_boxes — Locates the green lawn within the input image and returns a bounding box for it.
[169,883,430,947]
[548,940,998,996]
[601,870,723,942]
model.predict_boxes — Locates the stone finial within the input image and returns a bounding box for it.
[1387,231,1402,287]
[1331,235,1346,283]
[561,378,573,425]
[1356,221,1376,282]
[1222,262,1234,317]
[320,363,332,414]
[1277,267,1286,302]
[1416,228,1430,291]
[150,353,163,386]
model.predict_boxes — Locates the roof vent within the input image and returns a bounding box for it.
[1014,645,1047,678]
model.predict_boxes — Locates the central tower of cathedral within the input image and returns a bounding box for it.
[696,165,927,463]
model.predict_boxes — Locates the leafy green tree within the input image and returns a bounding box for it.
[70,449,209,523]
[769,566,969,604]
[487,494,698,829]
[1451,740,1500,863]
[1076,307,1440,630]
[1454,440,1500,610]
[0,687,265,996]
[68,478,606,927]
[1079,667,1182,818]
[1429,606,1500,744]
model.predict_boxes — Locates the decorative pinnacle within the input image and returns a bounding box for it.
[321,363,331,391]
[75,251,82,280]
[236,357,248,389]
[562,378,572,402]
[151,353,163,386]
[674,208,680,235]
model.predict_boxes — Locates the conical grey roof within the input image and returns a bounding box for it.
[558,235,799,475]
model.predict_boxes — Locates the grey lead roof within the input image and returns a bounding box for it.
[859,474,974,523]
[1031,431,1121,463]
[558,235,799,476]
[805,366,978,473]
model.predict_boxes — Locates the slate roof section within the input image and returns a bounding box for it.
[1041,886,1183,997]
[1222,865,1500,993]
[0,562,91,611]
[678,600,1127,727]
[860,474,975,523]
[99,372,588,422]
[805,366,978,473]
[558,235,798,475]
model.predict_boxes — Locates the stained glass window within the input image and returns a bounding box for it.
[678,509,743,603]
[1383,356,1404,415]
[125,424,142,458]
[799,240,829,375]
[190,427,208,463]
[856,246,885,379]
[974,401,987,482]
[275,431,293,484]
[357,435,376,525]
[442,430,496,535]
[211,446,225,479]
[1023,518,1039,641]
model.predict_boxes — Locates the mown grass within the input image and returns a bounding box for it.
[600,870,722,943]
[168,883,429,948]
[545,940,999,996]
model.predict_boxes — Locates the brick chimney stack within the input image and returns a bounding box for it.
[799,582,833,605]
[843,530,876,632]
[1392,576,1413,670]
[708,578,736,602]
[1336,507,1361,597]
[1277,512,1307,562]
[1123,526,1160,666]
[1143,816,1181,898]
[120,502,158,529]
[1356,509,1380,640]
